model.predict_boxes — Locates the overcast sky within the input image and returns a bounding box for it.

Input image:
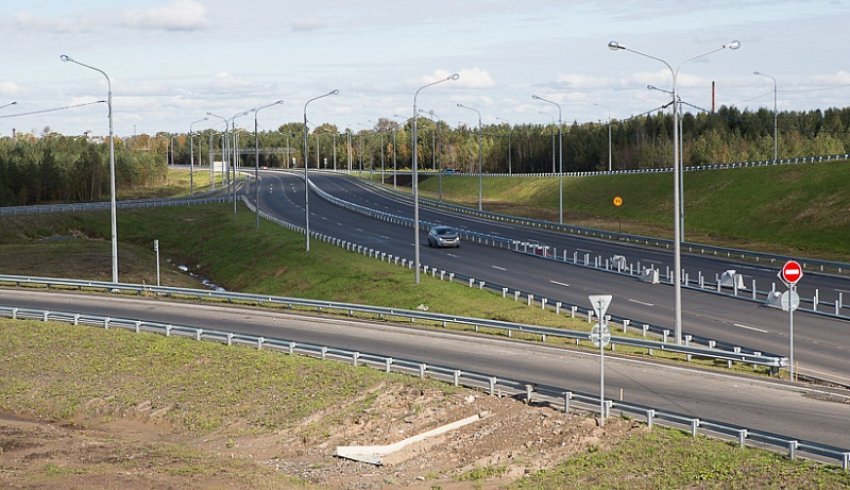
[1,0,848,137]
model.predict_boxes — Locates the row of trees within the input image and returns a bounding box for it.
[169,106,850,174]
[0,133,167,206]
[2,106,848,206]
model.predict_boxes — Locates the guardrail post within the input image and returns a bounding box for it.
[642,324,649,337]
[489,377,497,396]
[564,391,572,413]
[514,291,520,302]
[691,418,700,437]
[479,281,485,290]
[752,279,757,300]
[737,429,747,448]
[698,271,704,289]
[842,452,849,471]
[453,370,461,386]
[448,272,455,282]
[527,294,533,306]
[73,314,80,326]
[11,307,18,320]
[788,440,798,460]
[752,352,761,369]
[555,302,561,314]
[684,335,692,361]
[663,329,670,343]
[320,346,328,360]
[587,311,593,323]
[541,298,547,310]
[646,409,655,429]
[353,352,360,367]
[43,311,49,322]
[419,363,427,379]
[571,306,577,318]
[525,384,533,404]
[468,278,474,287]
[622,319,630,333]
[502,287,508,298]
[165,324,171,336]
[257,337,265,350]
[195,329,202,341]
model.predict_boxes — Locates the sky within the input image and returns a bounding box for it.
[1,0,849,137]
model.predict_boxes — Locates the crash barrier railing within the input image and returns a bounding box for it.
[306,175,850,324]
[0,270,786,370]
[345,152,850,178]
[0,195,230,216]
[345,174,850,278]
[1,304,845,470]
[241,193,791,368]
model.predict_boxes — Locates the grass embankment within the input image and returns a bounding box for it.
[413,160,850,261]
[511,427,850,489]
[117,167,218,200]
[0,202,588,329]
[3,319,848,488]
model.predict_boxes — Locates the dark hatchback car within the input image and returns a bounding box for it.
[427,225,461,248]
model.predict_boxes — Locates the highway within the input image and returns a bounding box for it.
[247,170,850,386]
[3,288,848,452]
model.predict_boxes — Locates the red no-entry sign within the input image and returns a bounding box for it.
[780,260,803,286]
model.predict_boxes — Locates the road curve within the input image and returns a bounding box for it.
[3,288,848,451]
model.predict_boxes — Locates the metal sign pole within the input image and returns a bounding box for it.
[154,240,160,287]
[600,306,606,427]
[789,284,795,381]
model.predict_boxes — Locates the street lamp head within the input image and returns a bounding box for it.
[330,89,339,95]
[59,54,71,62]
[753,70,761,75]
[725,40,741,50]
[531,95,541,100]
[448,73,459,81]
[608,41,624,51]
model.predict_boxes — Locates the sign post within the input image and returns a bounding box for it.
[779,260,802,381]
[154,239,161,287]
[589,294,612,426]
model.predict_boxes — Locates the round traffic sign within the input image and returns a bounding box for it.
[613,196,623,207]
[780,290,800,312]
[780,260,803,286]
[589,323,611,348]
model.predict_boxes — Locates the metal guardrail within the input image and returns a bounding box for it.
[242,191,789,364]
[0,195,230,216]
[338,168,850,277]
[0,272,786,369]
[1,304,846,470]
[345,152,850,178]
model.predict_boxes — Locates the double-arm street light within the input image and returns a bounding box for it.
[206,112,229,189]
[456,103,484,211]
[496,117,512,175]
[418,109,444,200]
[413,73,459,284]
[304,90,339,252]
[532,95,564,224]
[189,117,208,194]
[249,100,284,229]
[230,112,250,214]
[608,39,740,345]
[754,71,778,162]
[60,54,118,284]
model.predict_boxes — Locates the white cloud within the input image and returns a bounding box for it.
[124,0,207,31]
[210,72,253,91]
[12,10,87,33]
[556,73,612,89]
[814,70,850,85]
[420,68,495,89]
[0,81,21,96]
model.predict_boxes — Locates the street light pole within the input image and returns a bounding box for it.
[533,95,564,224]
[229,113,249,215]
[303,90,339,252]
[61,54,118,284]
[496,117,512,175]
[189,117,208,195]
[207,113,229,191]
[413,73,459,284]
[249,100,284,229]
[754,71,779,162]
[609,39,740,344]
[457,103,483,211]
